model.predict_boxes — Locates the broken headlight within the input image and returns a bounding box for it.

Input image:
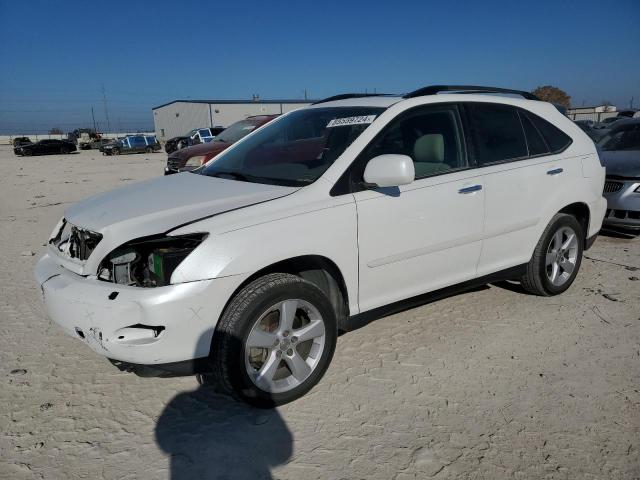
[98,233,208,287]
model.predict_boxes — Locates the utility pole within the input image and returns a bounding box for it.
[102,84,111,133]
[631,96,635,109]
[91,106,97,132]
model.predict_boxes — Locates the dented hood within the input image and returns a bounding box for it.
[65,172,297,237]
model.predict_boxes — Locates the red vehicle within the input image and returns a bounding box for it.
[164,115,278,175]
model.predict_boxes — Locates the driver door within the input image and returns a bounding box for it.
[353,104,485,312]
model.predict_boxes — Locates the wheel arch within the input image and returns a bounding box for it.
[558,202,590,247]
[221,255,351,332]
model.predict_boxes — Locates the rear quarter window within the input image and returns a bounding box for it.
[524,111,572,153]
[518,110,550,156]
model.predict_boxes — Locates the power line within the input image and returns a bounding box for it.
[102,84,111,133]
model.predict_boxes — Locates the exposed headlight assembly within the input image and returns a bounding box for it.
[98,233,208,287]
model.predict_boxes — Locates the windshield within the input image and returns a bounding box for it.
[598,124,640,151]
[214,119,266,144]
[200,106,385,186]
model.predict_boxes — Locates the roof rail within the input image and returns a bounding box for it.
[312,93,395,105]
[403,85,539,101]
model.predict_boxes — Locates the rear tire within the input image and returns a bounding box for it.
[521,213,584,296]
[60,147,70,154]
[209,273,337,408]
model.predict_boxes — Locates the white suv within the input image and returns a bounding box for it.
[36,85,607,407]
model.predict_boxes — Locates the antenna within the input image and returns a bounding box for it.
[102,85,111,133]
[91,106,97,132]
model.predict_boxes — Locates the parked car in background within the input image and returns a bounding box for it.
[574,120,607,141]
[100,135,161,156]
[164,127,226,153]
[12,136,32,147]
[36,85,606,407]
[14,139,77,156]
[598,119,640,231]
[165,115,278,174]
[68,128,103,149]
[601,116,621,126]
[79,138,111,150]
[617,109,639,119]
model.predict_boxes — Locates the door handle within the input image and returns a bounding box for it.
[458,184,483,194]
[547,168,563,175]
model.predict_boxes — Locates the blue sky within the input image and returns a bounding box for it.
[1,0,639,134]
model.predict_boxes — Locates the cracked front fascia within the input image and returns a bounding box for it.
[88,327,108,352]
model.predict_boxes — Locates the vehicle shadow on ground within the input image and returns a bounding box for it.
[155,382,292,480]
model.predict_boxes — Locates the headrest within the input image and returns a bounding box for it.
[413,134,444,163]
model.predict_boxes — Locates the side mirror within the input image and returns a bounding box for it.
[363,154,415,188]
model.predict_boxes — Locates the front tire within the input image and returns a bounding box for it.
[209,273,337,408]
[521,213,584,296]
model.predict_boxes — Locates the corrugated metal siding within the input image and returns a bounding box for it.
[209,103,283,127]
[153,102,211,141]
[153,101,312,141]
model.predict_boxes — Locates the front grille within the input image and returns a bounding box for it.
[50,220,102,261]
[603,180,623,194]
[605,209,640,221]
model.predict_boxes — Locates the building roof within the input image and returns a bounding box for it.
[152,99,315,110]
[567,105,617,112]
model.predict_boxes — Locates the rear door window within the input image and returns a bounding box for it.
[466,103,528,165]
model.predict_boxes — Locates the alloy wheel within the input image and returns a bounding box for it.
[244,299,326,394]
[545,226,579,286]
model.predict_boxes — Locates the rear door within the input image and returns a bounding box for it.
[353,104,485,312]
[464,102,576,276]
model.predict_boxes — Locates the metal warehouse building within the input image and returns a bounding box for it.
[152,99,313,142]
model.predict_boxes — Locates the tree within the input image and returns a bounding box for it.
[49,127,63,134]
[531,86,571,108]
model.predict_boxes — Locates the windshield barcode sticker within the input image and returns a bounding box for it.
[326,115,377,128]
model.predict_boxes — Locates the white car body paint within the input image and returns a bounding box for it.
[35,93,606,366]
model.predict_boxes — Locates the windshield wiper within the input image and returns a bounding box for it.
[210,171,251,182]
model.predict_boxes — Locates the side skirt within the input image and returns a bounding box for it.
[344,264,527,333]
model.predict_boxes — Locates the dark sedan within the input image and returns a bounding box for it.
[12,136,32,147]
[598,119,640,231]
[14,139,77,156]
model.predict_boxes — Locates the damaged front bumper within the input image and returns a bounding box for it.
[35,253,246,365]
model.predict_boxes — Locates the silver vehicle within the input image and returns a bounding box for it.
[599,119,640,231]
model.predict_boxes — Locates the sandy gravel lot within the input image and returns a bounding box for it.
[0,145,638,479]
